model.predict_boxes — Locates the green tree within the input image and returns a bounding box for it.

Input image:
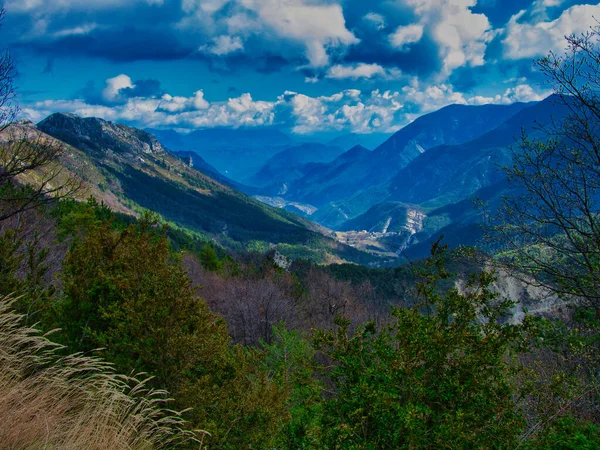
[309,241,533,449]
[199,243,223,272]
[490,30,600,439]
[262,323,324,448]
[57,207,289,448]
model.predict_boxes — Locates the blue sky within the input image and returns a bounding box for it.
[3,0,599,136]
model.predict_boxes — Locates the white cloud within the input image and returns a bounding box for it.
[389,24,424,51]
[23,74,406,134]
[326,63,402,80]
[401,78,467,112]
[504,3,600,60]
[51,23,98,38]
[402,0,493,73]
[327,63,385,80]
[158,90,210,112]
[468,84,550,105]
[199,35,244,55]
[181,0,359,67]
[531,0,564,20]
[102,74,134,103]
[364,12,386,30]
[23,73,550,136]
[6,0,157,13]
[240,0,358,65]
[278,88,404,134]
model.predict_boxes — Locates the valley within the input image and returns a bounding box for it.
[226,95,571,259]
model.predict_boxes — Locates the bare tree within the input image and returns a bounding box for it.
[0,7,82,222]
[492,29,600,314]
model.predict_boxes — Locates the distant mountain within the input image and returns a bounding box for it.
[387,95,570,207]
[279,102,531,208]
[268,145,373,207]
[328,133,390,151]
[37,113,382,265]
[244,95,575,259]
[146,127,295,182]
[326,95,572,257]
[246,143,346,189]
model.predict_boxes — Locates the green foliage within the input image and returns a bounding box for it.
[53,202,289,448]
[262,324,323,448]
[524,415,600,450]
[308,241,533,449]
[198,243,223,272]
[0,226,54,325]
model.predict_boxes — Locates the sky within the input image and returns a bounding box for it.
[2,0,599,136]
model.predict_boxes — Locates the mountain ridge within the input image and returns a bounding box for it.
[36,113,387,265]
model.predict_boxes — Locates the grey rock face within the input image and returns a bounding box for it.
[37,113,167,158]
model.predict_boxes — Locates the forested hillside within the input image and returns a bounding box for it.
[29,112,385,266]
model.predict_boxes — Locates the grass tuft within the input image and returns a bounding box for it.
[0,295,201,449]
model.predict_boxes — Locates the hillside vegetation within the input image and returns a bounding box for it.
[32,113,385,266]
[0,296,198,449]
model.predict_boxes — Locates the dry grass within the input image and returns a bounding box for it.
[0,296,201,450]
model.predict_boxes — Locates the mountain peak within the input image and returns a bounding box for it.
[333,144,371,165]
[348,144,369,153]
[38,113,167,157]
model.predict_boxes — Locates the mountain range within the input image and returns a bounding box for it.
[28,94,571,264]
[243,95,570,258]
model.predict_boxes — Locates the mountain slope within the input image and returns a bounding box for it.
[174,150,258,195]
[247,143,347,189]
[37,113,382,265]
[279,102,531,207]
[338,202,422,234]
[387,95,570,207]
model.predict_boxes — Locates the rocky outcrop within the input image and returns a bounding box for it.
[38,113,167,158]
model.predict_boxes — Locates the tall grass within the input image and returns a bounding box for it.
[0,296,200,449]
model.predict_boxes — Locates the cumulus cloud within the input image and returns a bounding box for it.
[199,35,244,56]
[364,12,386,30]
[22,73,550,136]
[276,88,404,134]
[22,73,407,134]
[96,75,164,105]
[158,91,210,112]
[503,3,600,60]
[102,74,134,103]
[468,84,550,105]
[10,0,359,68]
[180,0,359,67]
[401,78,467,112]
[326,63,402,80]
[389,24,424,51]
[531,0,564,20]
[401,0,493,73]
